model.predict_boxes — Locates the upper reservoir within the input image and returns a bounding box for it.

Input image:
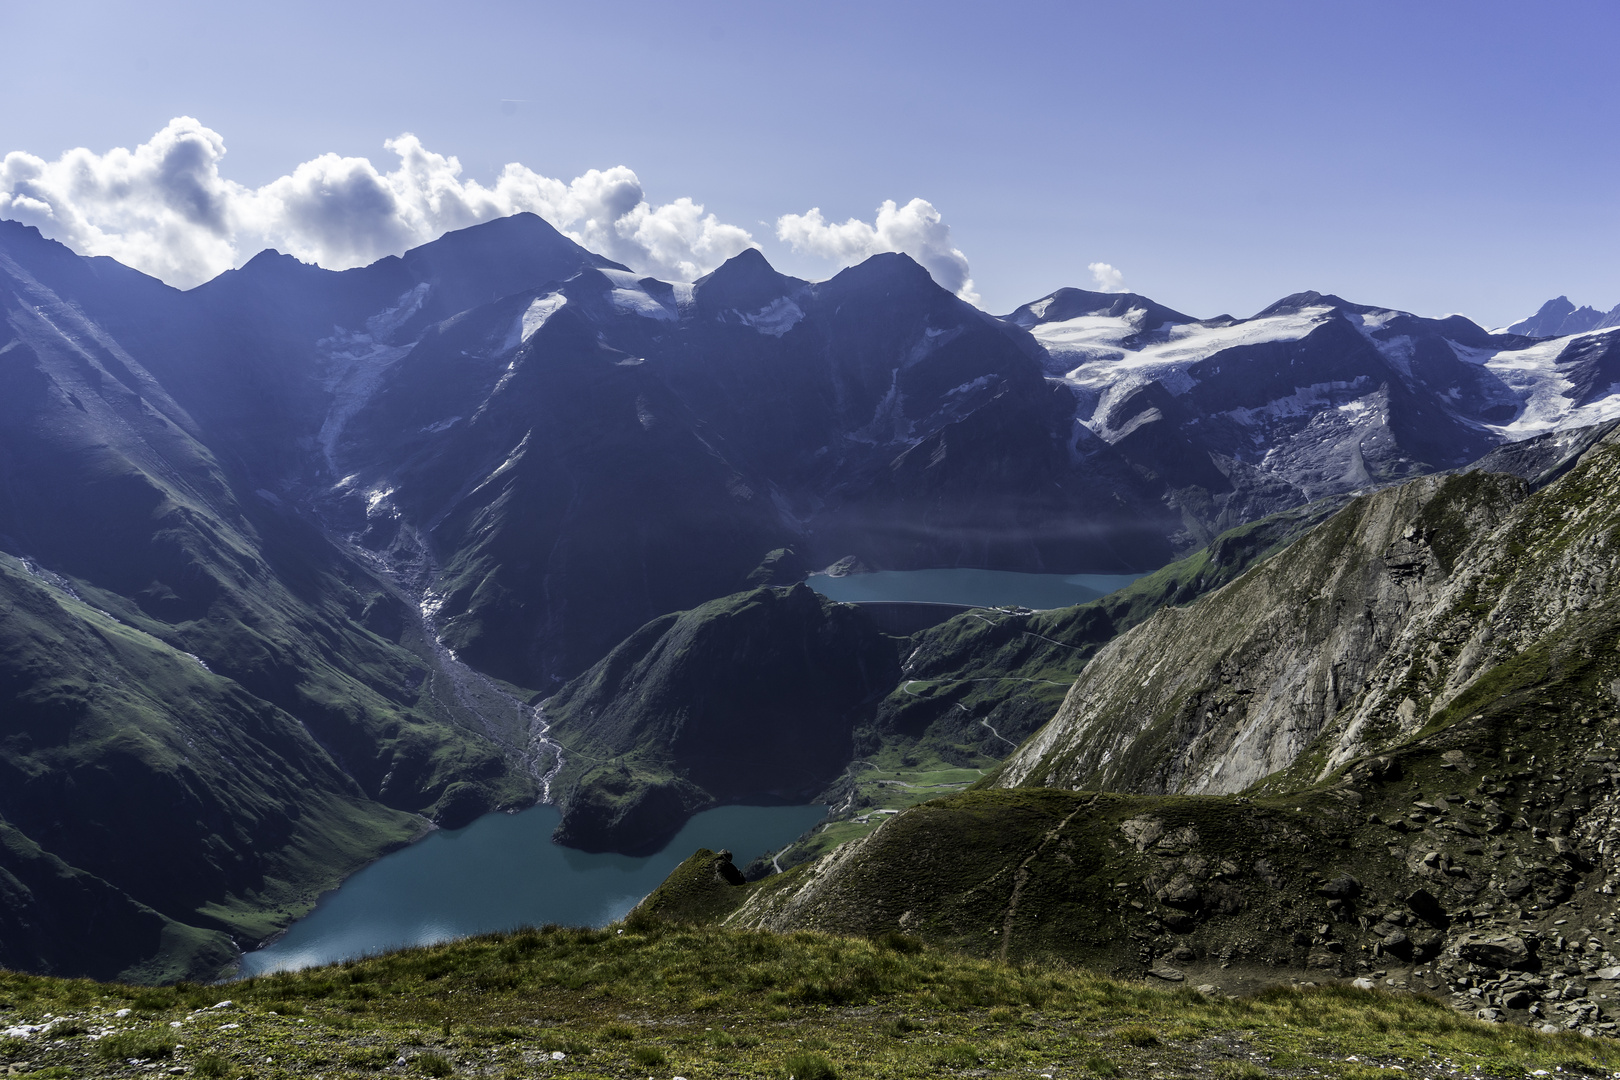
[806,568,1146,610]
[238,802,826,976]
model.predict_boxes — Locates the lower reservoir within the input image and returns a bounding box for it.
[238,803,826,976]
[806,568,1145,610]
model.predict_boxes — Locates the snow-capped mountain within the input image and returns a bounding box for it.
[1010,286,1620,536]
[1502,295,1620,338]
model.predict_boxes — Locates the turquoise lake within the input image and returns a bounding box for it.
[806,568,1146,609]
[237,803,827,976]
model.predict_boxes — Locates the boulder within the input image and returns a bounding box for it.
[1319,874,1361,899]
[1457,935,1533,970]
[1502,989,1536,1010]
[1155,875,1202,910]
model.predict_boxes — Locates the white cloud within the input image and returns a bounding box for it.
[0,118,757,288]
[776,197,979,305]
[1088,261,1125,293]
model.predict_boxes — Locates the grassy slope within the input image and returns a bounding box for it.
[0,554,427,979]
[629,446,1620,1036]
[0,924,1616,1080]
[541,586,899,853]
[760,498,1350,870]
[0,274,538,980]
[664,664,1620,1022]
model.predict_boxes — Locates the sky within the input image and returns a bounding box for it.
[1,0,1616,326]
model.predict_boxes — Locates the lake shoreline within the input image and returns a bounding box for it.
[237,802,827,976]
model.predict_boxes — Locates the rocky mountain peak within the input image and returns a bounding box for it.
[1505,295,1620,338]
[692,246,803,315]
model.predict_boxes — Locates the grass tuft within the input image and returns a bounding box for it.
[94,1031,176,1061]
[414,1050,455,1076]
[782,1049,838,1080]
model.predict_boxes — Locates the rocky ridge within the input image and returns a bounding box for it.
[633,425,1620,1035]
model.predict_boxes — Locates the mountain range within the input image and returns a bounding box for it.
[4,209,1620,982]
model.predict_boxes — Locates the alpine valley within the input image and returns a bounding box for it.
[6,209,1620,1032]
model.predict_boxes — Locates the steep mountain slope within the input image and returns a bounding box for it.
[655,429,1620,1033]
[0,225,539,980]
[540,585,899,852]
[17,204,1620,986]
[994,422,1620,796]
[14,212,1620,697]
[0,553,416,982]
[864,497,1348,761]
[332,250,1178,684]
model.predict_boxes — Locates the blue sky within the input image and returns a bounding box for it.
[2,0,1615,325]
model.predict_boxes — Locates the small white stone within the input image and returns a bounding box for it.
[115,1008,132,1018]
[552,1051,566,1060]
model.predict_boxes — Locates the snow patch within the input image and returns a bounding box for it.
[1219,381,1371,427]
[609,283,677,321]
[737,297,805,337]
[947,375,995,396]
[905,322,965,365]
[1450,328,1620,439]
[509,292,567,348]
[316,284,431,471]
[470,430,532,495]
[1346,308,1404,335]
[1042,306,1335,416]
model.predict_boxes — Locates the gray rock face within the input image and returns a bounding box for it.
[996,467,1526,795]
[998,425,1620,800]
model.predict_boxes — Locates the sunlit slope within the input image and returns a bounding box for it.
[997,426,1620,796]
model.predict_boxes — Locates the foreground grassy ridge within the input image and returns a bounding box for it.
[2,925,1619,1079]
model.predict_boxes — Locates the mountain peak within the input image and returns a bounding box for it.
[399,211,624,313]
[1253,290,1353,318]
[693,247,802,314]
[1005,287,1195,330]
[1505,295,1617,338]
[820,251,943,299]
